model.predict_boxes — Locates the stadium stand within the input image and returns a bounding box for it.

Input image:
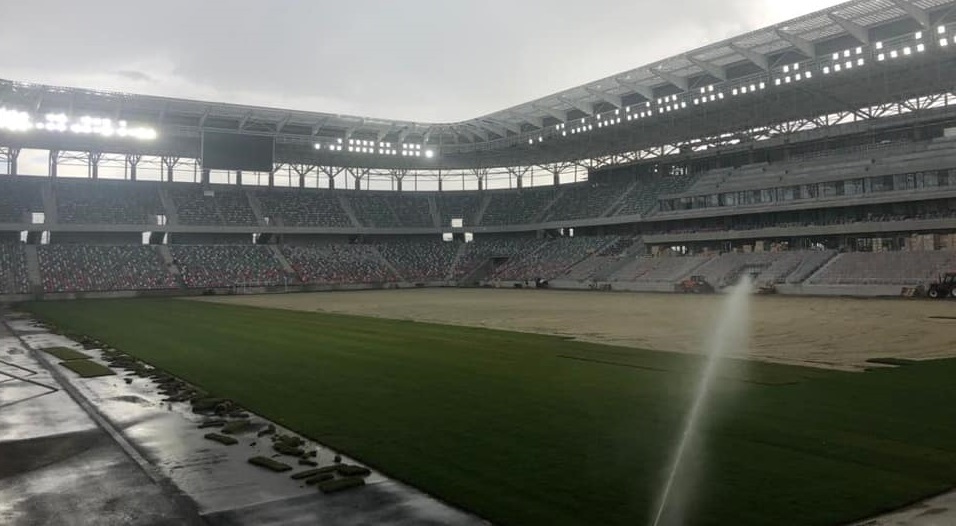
[377,240,459,281]
[388,193,434,227]
[350,194,400,228]
[691,251,837,288]
[492,236,617,281]
[807,251,956,286]
[451,237,543,279]
[169,245,287,288]
[0,244,30,294]
[438,193,482,228]
[615,172,697,217]
[37,245,176,293]
[282,244,396,284]
[0,179,44,223]
[170,186,257,227]
[560,237,641,281]
[609,256,714,284]
[256,189,353,227]
[56,181,163,224]
[545,180,632,222]
[481,187,557,225]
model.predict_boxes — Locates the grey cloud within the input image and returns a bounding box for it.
[0,0,841,122]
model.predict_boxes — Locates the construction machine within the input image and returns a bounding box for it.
[927,272,956,299]
[675,275,715,294]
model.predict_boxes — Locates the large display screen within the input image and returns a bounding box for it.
[202,131,274,172]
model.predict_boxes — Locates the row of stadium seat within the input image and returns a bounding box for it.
[4,241,955,294]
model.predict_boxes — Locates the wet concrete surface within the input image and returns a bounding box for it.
[849,490,956,526]
[0,323,190,526]
[1,312,486,526]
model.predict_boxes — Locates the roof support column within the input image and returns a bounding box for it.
[507,167,531,189]
[292,164,315,189]
[318,166,343,190]
[473,168,487,192]
[49,150,59,179]
[126,154,141,181]
[89,152,102,180]
[391,169,408,192]
[2,147,20,176]
[347,167,368,191]
[163,157,181,183]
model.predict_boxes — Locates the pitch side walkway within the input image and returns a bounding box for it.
[0,309,485,526]
[0,311,195,525]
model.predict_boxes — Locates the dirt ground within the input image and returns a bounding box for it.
[195,289,956,370]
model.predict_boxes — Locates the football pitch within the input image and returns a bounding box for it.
[24,296,956,525]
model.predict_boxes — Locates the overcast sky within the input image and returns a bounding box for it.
[1,1,842,123]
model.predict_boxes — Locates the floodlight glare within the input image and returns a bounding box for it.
[425,149,434,158]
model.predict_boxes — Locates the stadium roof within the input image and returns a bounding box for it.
[1,0,956,169]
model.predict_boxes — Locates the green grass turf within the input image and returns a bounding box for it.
[24,298,956,525]
[59,358,115,378]
[41,346,91,361]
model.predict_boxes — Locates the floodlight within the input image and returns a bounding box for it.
[528,138,533,145]
[775,78,782,86]
[843,50,851,58]
[942,38,950,47]
[759,82,765,89]
[783,65,789,73]
[680,102,686,109]
[314,143,321,149]
[832,53,840,60]
[784,76,791,83]
[834,64,841,71]
[917,43,925,52]
[425,149,434,159]
[708,85,714,92]
[845,61,853,69]
[877,53,886,61]
[891,50,898,58]
[903,46,912,55]
[856,46,863,55]
[538,136,543,142]
[857,58,864,66]
[795,73,802,81]
[875,41,883,49]
[823,66,831,74]
[710,94,716,101]
[939,26,947,34]
[700,87,706,94]
[806,71,813,79]
[717,92,724,99]
[794,63,800,70]
[915,31,923,40]
[751,84,757,91]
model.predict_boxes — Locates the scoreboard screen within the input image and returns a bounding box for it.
[202,132,274,172]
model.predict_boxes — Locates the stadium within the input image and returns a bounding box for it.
[2,0,956,524]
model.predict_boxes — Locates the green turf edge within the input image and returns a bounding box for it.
[42,346,91,361]
[60,359,115,378]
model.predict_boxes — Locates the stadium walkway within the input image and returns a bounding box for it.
[0,309,485,526]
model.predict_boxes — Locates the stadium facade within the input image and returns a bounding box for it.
[1,0,956,300]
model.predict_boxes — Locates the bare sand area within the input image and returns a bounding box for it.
[194,289,956,370]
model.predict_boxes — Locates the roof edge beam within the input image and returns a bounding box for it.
[729,43,770,71]
[889,0,931,29]
[511,112,544,128]
[650,68,689,91]
[532,104,568,122]
[584,87,623,108]
[558,96,594,116]
[827,13,870,44]
[685,56,728,81]
[487,118,522,135]
[775,28,816,57]
[614,77,655,101]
